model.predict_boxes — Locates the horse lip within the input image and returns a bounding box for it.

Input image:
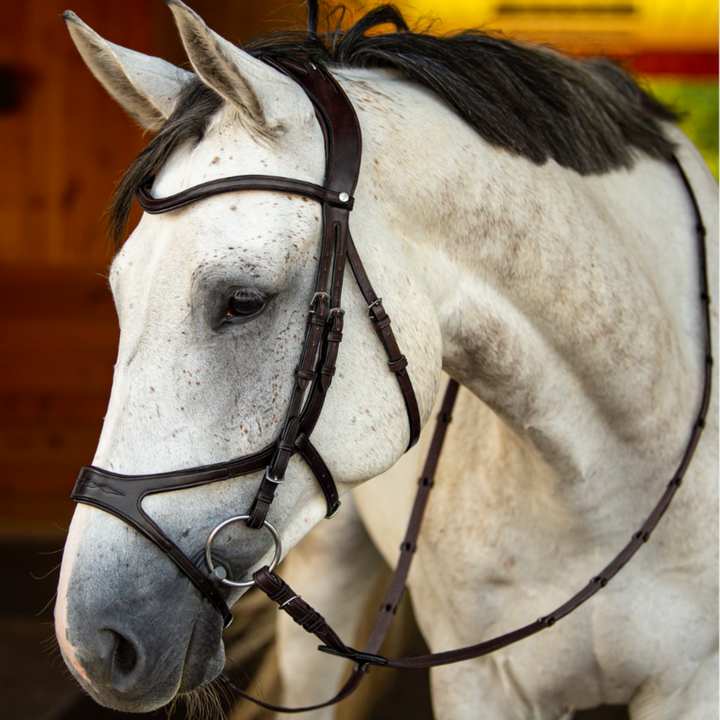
[178,601,225,693]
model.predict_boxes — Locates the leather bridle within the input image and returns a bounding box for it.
[71,56,712,712]
[71,56,420,630]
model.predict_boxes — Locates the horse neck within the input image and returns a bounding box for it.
[345,71,707,506]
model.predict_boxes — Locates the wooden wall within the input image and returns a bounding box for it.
[0,0,300,531]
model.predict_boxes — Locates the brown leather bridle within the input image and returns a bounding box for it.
[71,56,712,712]
[71,56,420,630]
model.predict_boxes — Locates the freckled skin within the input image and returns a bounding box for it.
[57,4,717,718]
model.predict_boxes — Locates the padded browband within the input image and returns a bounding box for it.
[71,55,420,626]
[137,175,354,214]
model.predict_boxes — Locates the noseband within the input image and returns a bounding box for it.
[71,56,421,629]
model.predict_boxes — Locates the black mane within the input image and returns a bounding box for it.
[110,1,677,246]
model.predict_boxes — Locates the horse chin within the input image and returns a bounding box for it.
[178,603,226,693]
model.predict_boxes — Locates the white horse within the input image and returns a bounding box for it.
[55,1,718,718]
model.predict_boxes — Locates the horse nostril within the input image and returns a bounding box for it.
[111,630,139,676]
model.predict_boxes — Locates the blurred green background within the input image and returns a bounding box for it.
[649,78,719,179]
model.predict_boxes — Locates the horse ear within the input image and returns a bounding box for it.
[63,11,193,131]
[165,0,304,134]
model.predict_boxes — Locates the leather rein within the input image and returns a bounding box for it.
[70,57,713,712]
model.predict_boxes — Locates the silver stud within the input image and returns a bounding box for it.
[339,192,350,203]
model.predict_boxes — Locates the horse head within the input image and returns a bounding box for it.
[55,1,440,711]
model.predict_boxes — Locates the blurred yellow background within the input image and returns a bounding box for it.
[342,0,719,176]
[388,0,718,54]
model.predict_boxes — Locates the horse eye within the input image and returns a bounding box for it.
[226,290,266,321]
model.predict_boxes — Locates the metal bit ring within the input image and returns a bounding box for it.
[205,515,283,588]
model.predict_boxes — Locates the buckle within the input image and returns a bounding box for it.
[264,467,284,485]
[309,292,330,313]
[325,500,342,519]
[367,298,383,317]
[317,645,388,666]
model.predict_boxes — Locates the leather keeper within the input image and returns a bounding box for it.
[295,367,315,382]
[246,498,271,528]
[387,355,408,373]
[255,489,275,504]
[304,615,325,634]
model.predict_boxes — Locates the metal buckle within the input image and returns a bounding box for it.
[279,594,299,609]
[317,645,389,666]
[367,297,383,317]
[309,292,330,313]
[205,515,283,588]
[329,307,345,317]
[326,500,342,519]
[264,467,284,485]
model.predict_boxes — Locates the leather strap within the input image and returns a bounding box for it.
[261,57,362,194]
[220,666,366,714]
[137,175,353,214]
[346,233,422,448]
[295,434,340,516]
[246,56,360,527]
[346,379,460,655]
[254,567,353,654]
